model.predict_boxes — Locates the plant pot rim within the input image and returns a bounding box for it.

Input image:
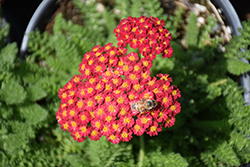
[19,0,57,59]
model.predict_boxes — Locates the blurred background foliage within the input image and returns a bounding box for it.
[0,0,250,166]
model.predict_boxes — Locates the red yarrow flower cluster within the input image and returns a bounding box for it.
[114,16,173,60]
[56,16,181,144]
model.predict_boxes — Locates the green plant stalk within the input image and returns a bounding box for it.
[138,135,145,167]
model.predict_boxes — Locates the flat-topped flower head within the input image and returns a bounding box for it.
[56,16,181,144]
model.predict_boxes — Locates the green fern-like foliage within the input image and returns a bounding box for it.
[143,148,188,167]
[225,20,250,75]
[187,12,199,47]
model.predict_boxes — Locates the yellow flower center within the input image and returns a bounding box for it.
[109,105,115,112]
[62,110,67,117]
[120,108,126,115]
[89,78,95,84]
[91,130,98,136]
[96,66,102,72]
[77,101,83,108]
[64,123,69,129]
[140,38,145,43]
[166,117,171,123]
[68,99,74,104]
[143,93,150,99]
[142,117,148,124]
[117,97,125,104]
[102,78,107,83]
[113,78,119,84]
[129,94,135,100]
[81,64,85,70]
[81,126,87,132]
[114,89,121,94]
[105,70,112,76]
[122,82,128,88]
[142,72,149,79]
[95,94,102,102]
[80,88,85,95]
[114,70,120,75]
[132,39,137,44]
[124,117,130,124]
[67,84,72,89]
[106,116,112,122]
[150,126,157,132]
[99,56,105,62]
[109,59,114,65]
[95,121,101,128]
[74,76,80,83]
[87,100,93,107]
[81,114,86,121]
[85,69,90,75]
[90,111,95,118]
[132,27,137,32]
[110,51,115,56]
[85,54,90,59]
[123,65,129,71]
[96,83,102,90]
[122,132,128,138]
[143,61,149,67]
[159,112,163,118]
[103,126,108,132]
[61,103,66,108]
[93,48,98,52]
[97,108,104,115]
[70,91,75,96]
[134,65,140,71]
[118,61,124,66]
[172,90,177,96]
[88,60,94,65]
[163,84,168,91]
[161,75,169,81]
[71,121,76,127]
[153,88,159,94]
[105,84,111,91]
[135,124,141,131]
[95,52,101,57]
[105,96,111,102]
[105,45,111,50]
[148,80,155,86]
[110,135,116,140]
[170,105,176,111]
[62,93,67,98]
[130,74,136,80]
[113,124,119,130]
[133,84,141,91]
[163,97,168,103]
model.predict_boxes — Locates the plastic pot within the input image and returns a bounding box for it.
[19,0,58,59]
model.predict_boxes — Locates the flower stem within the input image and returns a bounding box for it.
[138,135,145,167]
